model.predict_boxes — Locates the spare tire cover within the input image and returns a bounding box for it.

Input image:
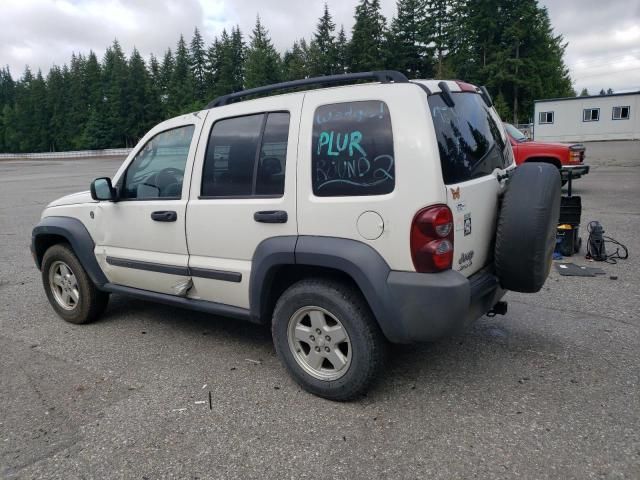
[495,163,561,293]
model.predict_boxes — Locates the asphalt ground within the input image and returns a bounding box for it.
[1,142,639,479]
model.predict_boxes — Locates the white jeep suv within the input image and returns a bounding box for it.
[32,71,561,400]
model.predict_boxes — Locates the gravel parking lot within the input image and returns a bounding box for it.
[1,142,639,479]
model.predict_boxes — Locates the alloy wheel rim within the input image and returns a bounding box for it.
[49,261,80,311]
[287,306,352,381]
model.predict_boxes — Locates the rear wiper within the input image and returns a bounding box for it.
[438,81,455,108]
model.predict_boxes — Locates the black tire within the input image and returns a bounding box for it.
[495,163,561,293]
[272,278,386,401]
[41,243,109,324]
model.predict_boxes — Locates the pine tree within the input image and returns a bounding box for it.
[147,54,165,123]
[126,48,151,145]
[0,67,16,152]
[244,16,282,89]
[579,88,589,96]
[46,66,68,151]
[230,26,246,92]
[349,0,387,72]
[190,28,207,104]
[386,0,432,78]
[425,0,452,78]
[30,70,49,151]
[335,26,349,73]
[159,49,175,111]
[283,40,310,80]
[309,4,337,76]
[169,35,195,114]
[102,40,129,147]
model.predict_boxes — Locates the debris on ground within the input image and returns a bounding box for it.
[555,263,606,277]
[244,358,262,365]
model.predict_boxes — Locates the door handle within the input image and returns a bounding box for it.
[254,210,288,223]
[151,210,177,222]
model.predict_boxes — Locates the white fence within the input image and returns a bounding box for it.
[0,148,132,160]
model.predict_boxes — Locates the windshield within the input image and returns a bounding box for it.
[503,123,528,142]
[429,92,509,184]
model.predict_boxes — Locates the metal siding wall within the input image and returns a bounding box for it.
[533,93,640,142]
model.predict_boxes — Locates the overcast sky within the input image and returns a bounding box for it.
[1,0,639,95]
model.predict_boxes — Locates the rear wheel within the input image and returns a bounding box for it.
[42,244,109,324]
[272,278,385,401]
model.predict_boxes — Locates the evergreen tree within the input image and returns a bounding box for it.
[309,4,337,76]
[283,39,310,80]
[66,53,90,148]
[46,66,69,151]
[579,88,589,96]
[190,28,207,103]
[0,67,16,151]
[425,0,452,77]
[126,48,151,145]
[230,26,246,92]
[169,35,195,114]
[335,26,349,73]
[159,48,175,111]
[147,54,165,123]
[102,40,129,147]
[244,16,282,89]
[30,70,50,151]
[349,0,387,72]
[0,1,578,152]
[386,0,432,78]
[210,30,234,96]
[606,88,613,94]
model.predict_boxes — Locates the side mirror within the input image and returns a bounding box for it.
[90,177,116,201]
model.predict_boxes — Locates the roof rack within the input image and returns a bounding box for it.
[206,70,409,108]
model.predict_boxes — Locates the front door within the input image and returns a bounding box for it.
[186,96,302,308]
[93,114,205,295]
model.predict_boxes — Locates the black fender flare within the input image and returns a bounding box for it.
[31,216,108,287]
[250,236,406,342]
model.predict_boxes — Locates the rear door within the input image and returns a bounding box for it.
[185,96,302,309]
[427,87,513,276]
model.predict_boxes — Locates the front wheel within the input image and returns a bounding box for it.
[272,278,386,401]
[41,244,109,324]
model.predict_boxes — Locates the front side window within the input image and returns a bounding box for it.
[201,112,290,197]
[121,125,195,200]
[429,92,508,184]
[583,108,600,122]
[613,106,630,120]
[312,101,395,197]
[539,111,554,124]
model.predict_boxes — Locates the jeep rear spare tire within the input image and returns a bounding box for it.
[495,162,561,293]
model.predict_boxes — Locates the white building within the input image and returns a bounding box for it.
[533,91,640,142]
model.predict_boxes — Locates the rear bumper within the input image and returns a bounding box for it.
[385,267,506,343]
[561,164,590,179]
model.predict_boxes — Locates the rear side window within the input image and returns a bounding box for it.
[312,101,394,197]
[201,112,290,197]
[429,93,508,184]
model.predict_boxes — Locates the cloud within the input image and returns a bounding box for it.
[0,0,638,94]
[0,0,204,75]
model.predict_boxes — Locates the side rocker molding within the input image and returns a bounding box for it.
[31,216,109,287]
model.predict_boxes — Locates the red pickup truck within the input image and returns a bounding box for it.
[504,123,590,183]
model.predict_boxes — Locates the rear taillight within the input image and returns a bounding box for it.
[410,205,454,273]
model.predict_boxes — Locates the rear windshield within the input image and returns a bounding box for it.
[429,92,509,184]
